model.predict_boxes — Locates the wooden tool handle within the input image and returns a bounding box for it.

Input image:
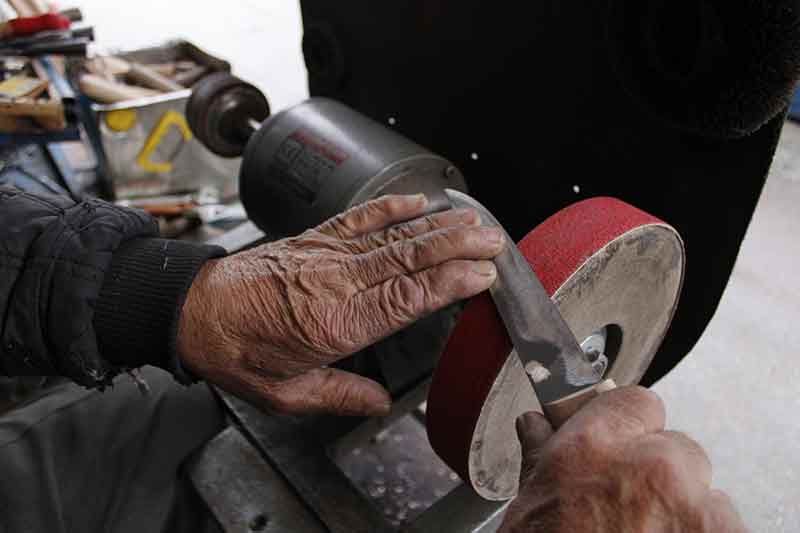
[145,62,178,77]
[85,56,132,78]
[78,74,158,103]
[127,63,184,93]
[174,65,210,87]
[8,0,35,17]
[542,379,617,429]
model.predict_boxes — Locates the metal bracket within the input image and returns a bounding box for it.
[190,386,509,533]
[189,426,327,533]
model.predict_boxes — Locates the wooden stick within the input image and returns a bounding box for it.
[143,62,178,77]
[84,56,131,81]
[78,74,158,103]
[0,114,26,132]
[10,0,48,16]
[30,58,59,101]
[27,0,49,15]
[126,63,184,93]
[29,58,65,130]
[0,76,48,99]
[0,114,63,134]
[174,65,210,87]
[542,379,618,429]
[0,97,63,119]
[7,0,35,17]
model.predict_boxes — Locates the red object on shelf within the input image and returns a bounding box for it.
[2,13,71,38]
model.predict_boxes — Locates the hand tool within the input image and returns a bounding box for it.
[0,37,89,57]
[116,192,199,217]
[115,188,220,217]
[0,13,70,39]
[1,26,94,49]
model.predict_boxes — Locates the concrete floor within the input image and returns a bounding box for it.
[70,1,799,530]
[653,125,800,531]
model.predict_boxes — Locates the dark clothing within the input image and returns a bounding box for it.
[0,186,224,389]
[0,186,230,532]
[0,366,225,533]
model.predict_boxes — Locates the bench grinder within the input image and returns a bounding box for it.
[186,73,684,531]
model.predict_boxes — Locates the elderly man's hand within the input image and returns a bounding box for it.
[177,194,505,416]
[499,387,747,533]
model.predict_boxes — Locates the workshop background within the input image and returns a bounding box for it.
[5,0,800,531]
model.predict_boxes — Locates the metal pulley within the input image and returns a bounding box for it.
[186,72,270,158]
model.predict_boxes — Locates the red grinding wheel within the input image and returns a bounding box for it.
[427,197,685,501]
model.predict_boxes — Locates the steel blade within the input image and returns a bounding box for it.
[445,190,603,404]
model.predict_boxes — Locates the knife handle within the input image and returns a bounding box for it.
[542,379,617,429]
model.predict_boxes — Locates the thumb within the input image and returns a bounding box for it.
[516,411,554,481]
[266,368,392,417]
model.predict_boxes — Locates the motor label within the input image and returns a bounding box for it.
[271,130,348,203]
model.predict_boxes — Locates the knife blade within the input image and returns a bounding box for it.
[444,189,604,405]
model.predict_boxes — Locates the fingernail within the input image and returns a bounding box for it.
[412,193,428,207]
[381,398,392,413]
[515,411,554,446]
[481,227,506,245]
[456,208,481,226]
[516,412,543,434]
[472,261,497,277]
[371,399,392,417]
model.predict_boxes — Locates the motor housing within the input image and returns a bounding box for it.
[240,97,467,237]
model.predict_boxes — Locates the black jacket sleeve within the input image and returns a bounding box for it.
[0,187,225,388]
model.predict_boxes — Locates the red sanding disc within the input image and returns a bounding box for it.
[426,197,685,500]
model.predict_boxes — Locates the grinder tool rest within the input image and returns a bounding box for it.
[185,73,685,531]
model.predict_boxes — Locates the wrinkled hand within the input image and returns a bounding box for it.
[177,194,505,416]
[499,387,747,533]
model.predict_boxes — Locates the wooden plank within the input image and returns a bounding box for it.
[0,76,48,99]
[0,97,63,120]
[0,114,26,133]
